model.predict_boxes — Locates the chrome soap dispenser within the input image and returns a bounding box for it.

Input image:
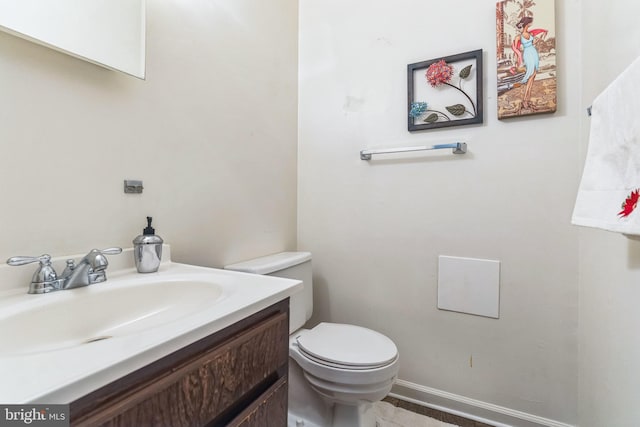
[133,216,163,273]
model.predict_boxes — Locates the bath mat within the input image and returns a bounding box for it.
[373,401,460,427]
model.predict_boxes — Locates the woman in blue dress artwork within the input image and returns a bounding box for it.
[513,15,548,110]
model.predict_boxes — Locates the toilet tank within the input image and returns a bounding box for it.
[224,252,312,333]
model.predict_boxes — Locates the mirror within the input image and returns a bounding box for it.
[0,0,146,79]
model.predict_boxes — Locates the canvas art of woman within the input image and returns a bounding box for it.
[496,0,556,119]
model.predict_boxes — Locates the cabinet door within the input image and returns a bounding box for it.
[71,305,288,427]
[228,376,288,427]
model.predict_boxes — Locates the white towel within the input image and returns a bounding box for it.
[572,55,640,235]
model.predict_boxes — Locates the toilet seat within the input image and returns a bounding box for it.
[295,323,398,370]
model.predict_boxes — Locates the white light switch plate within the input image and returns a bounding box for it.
[437,255,500,318]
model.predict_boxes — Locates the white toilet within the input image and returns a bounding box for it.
[225,252,399,427]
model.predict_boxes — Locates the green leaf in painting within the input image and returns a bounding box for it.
[459,64,472,79]
[423,113,439,123]
[446,104,466,116]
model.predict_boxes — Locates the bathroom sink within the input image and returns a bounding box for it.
[0,278,224,356]
[0,253,302,404]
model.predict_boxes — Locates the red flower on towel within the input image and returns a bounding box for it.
[618,189,640,218]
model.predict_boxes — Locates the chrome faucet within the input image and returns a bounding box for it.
[6,247,122,294]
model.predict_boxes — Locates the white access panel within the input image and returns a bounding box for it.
[437,255,500,318]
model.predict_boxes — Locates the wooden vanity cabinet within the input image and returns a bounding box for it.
[70,299,289,427]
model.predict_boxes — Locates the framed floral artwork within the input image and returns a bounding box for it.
[496,0,556,118]
[407,49,483,132]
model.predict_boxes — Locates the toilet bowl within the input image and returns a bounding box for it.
[225,252,399,427]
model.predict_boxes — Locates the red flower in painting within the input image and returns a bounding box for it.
[618,189,640,218]
[425,60,454,87]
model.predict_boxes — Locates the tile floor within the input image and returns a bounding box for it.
[382,397,495,427]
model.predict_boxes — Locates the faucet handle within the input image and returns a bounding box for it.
[98,247,123,256]
[6,254,62,294]
[85,247,122,273]
[7,254,52,267]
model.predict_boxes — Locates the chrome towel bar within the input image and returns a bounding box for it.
[360,142,467,160]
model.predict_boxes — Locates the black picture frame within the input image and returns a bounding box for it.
[408,49,483,132]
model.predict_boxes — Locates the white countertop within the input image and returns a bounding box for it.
[0,257,301,403]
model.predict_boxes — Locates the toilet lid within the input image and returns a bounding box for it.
[296,323,397,369]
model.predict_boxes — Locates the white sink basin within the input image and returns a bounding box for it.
[0,279,224,356]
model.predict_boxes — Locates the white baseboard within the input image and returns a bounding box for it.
[390,379,575,427]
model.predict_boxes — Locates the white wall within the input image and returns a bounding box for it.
[578,1,640,425]
[0,0,298,267]
[298,0,581,424]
